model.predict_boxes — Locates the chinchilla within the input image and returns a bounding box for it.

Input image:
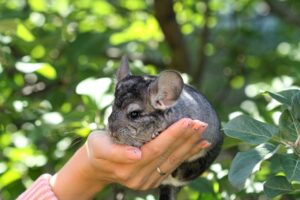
[108,56,223,200]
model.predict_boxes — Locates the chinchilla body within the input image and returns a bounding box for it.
[165,84,221,149]
[108,57,223,200]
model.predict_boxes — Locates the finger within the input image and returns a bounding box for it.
[188,140,211,157]
[108,120,190,184]
[166,119,208,151]
[137,134,211,190]
[137,168,168,190]
[135,120,205,188]
[164,119,208,154]
[134,119,208,189]
[141,118,194,161]
[162,119,208,165]
[154,172,171,188]
[87,131,142,163]
[149,122,208,178]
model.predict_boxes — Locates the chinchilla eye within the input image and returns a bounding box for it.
[128,111,141,120]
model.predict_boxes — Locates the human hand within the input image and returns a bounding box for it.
[50,118,210,200]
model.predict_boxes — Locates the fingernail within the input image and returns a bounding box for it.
[199,141,211,148]
[126,147,142,160]
[183,119,192,128]
[201,122,208,128]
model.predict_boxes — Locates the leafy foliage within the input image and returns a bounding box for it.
[225,89,300,198]
[224,115,279,145]
[0,0,300,199]
[228,143,278,189]
[264,175,293,198]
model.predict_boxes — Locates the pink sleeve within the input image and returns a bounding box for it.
[17,174,58,200]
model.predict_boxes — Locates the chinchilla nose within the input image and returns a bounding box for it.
[108,112,122,138]
[108,120,118,137]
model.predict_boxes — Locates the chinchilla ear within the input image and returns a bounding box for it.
[116,56,131,82]
[149,70,184,110]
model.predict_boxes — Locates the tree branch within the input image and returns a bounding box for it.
[265,0,300,27]
[153,0,191,73]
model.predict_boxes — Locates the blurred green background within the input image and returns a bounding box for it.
[0,0,299,199]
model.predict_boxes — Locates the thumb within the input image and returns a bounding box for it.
[87,131,142,163]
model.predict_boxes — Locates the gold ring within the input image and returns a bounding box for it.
[156,167,166,176]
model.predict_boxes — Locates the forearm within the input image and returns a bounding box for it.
[18,121,209,200]
[50,145,109,200]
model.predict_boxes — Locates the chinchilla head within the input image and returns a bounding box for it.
[108,56,184,147]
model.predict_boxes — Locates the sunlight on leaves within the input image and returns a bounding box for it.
[76,77,113,109]
[12,132,29,148]
[230,76,245,89]
[36,63,57,79]
[75,127,91,137]
[245,76,295,98]
[31,45,46,59]
[0,133,12,147]
[4,147,34,162]
[24,155,47,167]
[92,1,114,15]
[16,62,57,79]
[0,162,7,174]
[16,62,40,73]
[29,12,46,27]
[110,17,163,44]
[182,23,194,34]
[42,112,64,125]
[28,0,47,12]
[277,42,291,56]
[122,0,145,10]
[17,23,35,42]
[57,137,72,151]
[52,0,71,17]
[0,169,21,188]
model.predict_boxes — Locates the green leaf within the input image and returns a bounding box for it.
[269,154,282,173]
[268,89,300,107]
[279,110,298,142]
[264,175,293,198]
[291,91,300,121]
[15,62,57,79]
[189,177,214,194]
[17,23,35,42]
[280,154,300,182]
[31,45,46,59]
[0,169,22,188]
[230,76,245,89]
[228,143,278,189]
[28,0,48,11]
[36,63,57,80]
[224,115,279,145]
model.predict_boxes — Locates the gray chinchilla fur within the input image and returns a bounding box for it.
[108,56,223,200]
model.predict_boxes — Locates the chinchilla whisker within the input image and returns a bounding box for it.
[126,134,148,142]
[70,136,84,148]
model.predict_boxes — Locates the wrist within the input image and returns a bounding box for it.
[50,144,109,200]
